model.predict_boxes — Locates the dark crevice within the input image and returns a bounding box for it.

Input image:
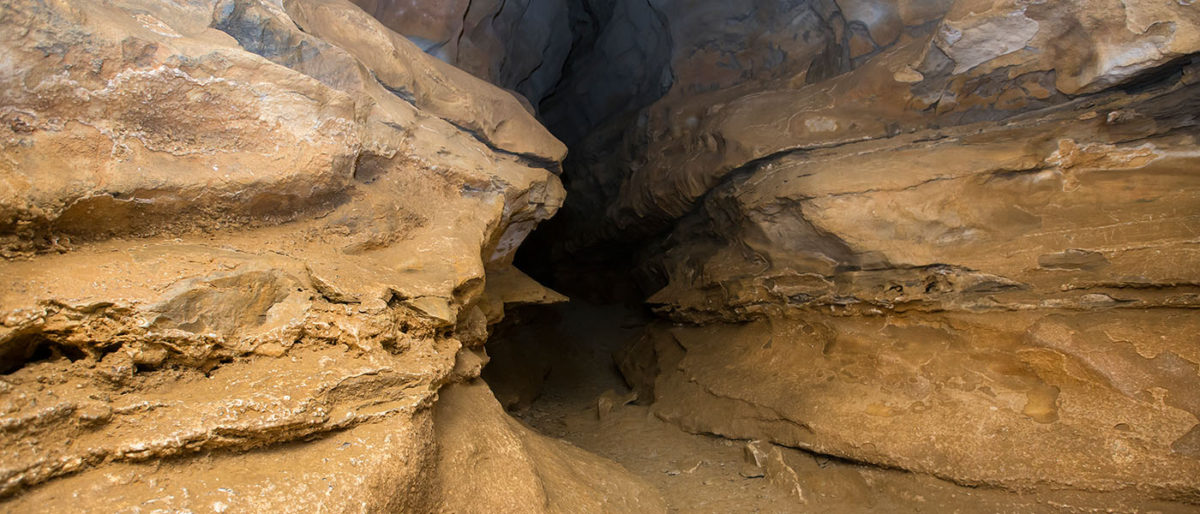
[1115,54,1197,94]
[0,334,88,375]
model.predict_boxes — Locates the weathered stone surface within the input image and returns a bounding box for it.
[644,81,1200,322]
[555,0,1200,254]
[354,0,675,146]
[618,69,1200,503]
[284,0,566,161]
[3,407,443,512]
[629,312,1200,497]
[518,0,1200,502]
[350,0,573,107]
[433,381,666,513]
[0,344,453,506]
[4,0,1199,508]
[0,0,652,510]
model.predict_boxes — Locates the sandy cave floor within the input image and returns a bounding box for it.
[486,301,1199,514]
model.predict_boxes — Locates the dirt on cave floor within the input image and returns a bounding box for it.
[482,300,1199,514]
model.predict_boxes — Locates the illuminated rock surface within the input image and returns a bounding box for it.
[2,0,1198,511]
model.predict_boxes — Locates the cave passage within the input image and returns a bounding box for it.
[419,0,1200,510]
[2,0,1197,510]
[415,0,1200,509]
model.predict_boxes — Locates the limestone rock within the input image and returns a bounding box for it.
[596,389,637,420]
[3,408,444,512]
[433,381,667,513]
[0,0,651,510]
[620,70,1200,498]
[550,0,1200,502]
[283,0,567,161]
[632,313,1200,498]
[555,0,1200,257]
[739,440,769,479]
[350,0,573,107]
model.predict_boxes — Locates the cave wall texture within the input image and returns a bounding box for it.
[577,0,1200,501]
[0,0,662,510]
[1,0,1199,510]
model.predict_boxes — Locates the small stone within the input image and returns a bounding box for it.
[76,402,113,426]
[405,296,456,326]
[893,65,924,83]
[595,389,638,421]
[740,440,769,478]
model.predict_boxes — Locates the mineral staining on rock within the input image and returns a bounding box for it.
[2,0,1199,510]
[545,0,1200,504]
[0,0,634,510]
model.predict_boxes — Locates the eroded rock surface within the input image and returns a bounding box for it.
[349,0,573,110]
[433,381,666,513]
[527,0,1200,503]
[0,0,651,510]
[4,0,1200,509]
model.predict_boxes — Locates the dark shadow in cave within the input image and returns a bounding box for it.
[486,0,676,408]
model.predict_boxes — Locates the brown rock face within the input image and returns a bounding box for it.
[525,0,1200,504]
[0,0,653,510]
[3,0,1199,509]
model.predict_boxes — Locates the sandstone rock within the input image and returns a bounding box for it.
[503,0,1200,503]
[350,0,573,106]
[762,445,805,501]
[433,381,667,513]
[283,0,567,162]
[4,408,444,512]
[628,309,1200,498]
[4,0,1199,509]
[554,1,1200,258]
[739,440,769,479]
[0,0,657,510]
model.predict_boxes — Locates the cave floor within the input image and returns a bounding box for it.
[501,301,803,512]
[489,301,1197,513]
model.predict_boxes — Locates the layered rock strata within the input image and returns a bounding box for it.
[549,0,1200,502]
[0,0,659,510]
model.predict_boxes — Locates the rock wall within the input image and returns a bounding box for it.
[353,0,675,146]
[546,0,1200,501]
[0,0,661,510]
[349,0,573,108]
[4,0,1199,508]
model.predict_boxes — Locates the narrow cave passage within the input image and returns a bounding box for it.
[380,0,1200,511]
[391,0,1200,511]
[424,0,1200,510]
[1,0,1197,511]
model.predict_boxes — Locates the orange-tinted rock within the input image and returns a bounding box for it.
[0,0,652,510]
[527,0,1200,502]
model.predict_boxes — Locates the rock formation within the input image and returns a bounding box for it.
[556,0,1200,502]
[0,0,659,510]
[2,0,1199,510]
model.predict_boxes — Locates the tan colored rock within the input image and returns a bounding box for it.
[0,0,656,510]
[433,381,667,513]
[622,74,1200,498]
[351,0,471,51]
[560,0,1200,256]
[739,440,769,479]
[633,311,1200,498]
[525,0,1200,503]
[596,389,638,420]
[283,0,567,161]
[3,408,443,512]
